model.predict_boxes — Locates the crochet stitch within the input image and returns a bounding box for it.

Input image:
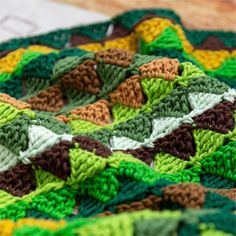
[0,8,235,236]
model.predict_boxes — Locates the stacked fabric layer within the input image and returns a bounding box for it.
[0,9,235,236]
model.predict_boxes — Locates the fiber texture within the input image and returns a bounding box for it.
[0,8,235,236]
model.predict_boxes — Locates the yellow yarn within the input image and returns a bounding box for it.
[79,43,104,52]
[0,220,14,236]
[0,218,65,236]
[0,48,25,73]
[135,17,172,43]
[28,45,57,53]
[174,24,194,53]
[15,218,66,230]
[192,50,230,70]
[105,33,138,52]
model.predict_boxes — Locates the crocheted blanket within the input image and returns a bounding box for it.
[0,9,235,236]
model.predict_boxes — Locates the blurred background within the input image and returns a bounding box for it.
[1,0,236,42]
[56,0,236,30]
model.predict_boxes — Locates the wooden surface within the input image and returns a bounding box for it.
[55,0,236,31]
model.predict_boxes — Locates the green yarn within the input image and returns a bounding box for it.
[141,26,183,55]
[200,141,236,180]
[0,201,28,220]
[30,188,76,219]
[68,144,107,186]
[141,78,174,106]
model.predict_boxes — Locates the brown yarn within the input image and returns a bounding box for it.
[26,85,64,112]
[55,115,71,123]
[31,140,73,180]
[96,48,133,68]
[154,124,196,160]
[0,93,31,109]
[70,99,111,126]
[73,136,112,158]
[193,101,234,134]
[0,164,36,197]
[104,25,131,41]
[70,34,98,47]
[109,75,144,108]
[163,183,205,208]
[61,59,101,94]
[0,50,11,58]
[139,58,179,80]
[196,36,234,51]
[117,195,161,213]
[123,146,155,165]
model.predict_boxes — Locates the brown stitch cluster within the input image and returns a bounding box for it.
[94,184,236,217]
[154,124,196,160]
[55,115,71,123]
[196,36,234,51]
[73,136,112,158]
[70,99,111,126]
[96,48,133,67]
[109,75,144,108]
[163,183,205,208]
[70,35,97,47]
[193,101,235,134]
[123,147,154,165]
[0,93,31,109]
[105,25,131,41]
[61,60,101,94]
[117,195,161,213]
[139,58,179,80]
[0,164,36,197]
[26,85,64,112]
[32,140,73,180]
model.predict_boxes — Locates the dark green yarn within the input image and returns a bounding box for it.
[35,112,71,134]
[86,129,113,145]
[60,90,97,116]
[22,53,58,80]
[70,22,110,40]
[23,78,50,99]
[185,30,236,48]
[97,64,128,97]
[77,178,172,217]
[22,49,86,81]
[0,38,30,52]
[0,76,22,99]
[112,9,182,30]
[1,8,235,52]
[204,192,236,211]
[151,87,191,116]
[200,174,236,189]
[199,211,236,235]
[178,223,199,236]
[58,48,86,58]
[152,48,196,64]
[0,116,31,155]
[25,209,52,220]
[188,76,229,94]
[217,77,236,88]
[113,113,153,142]
[31,30,71,48]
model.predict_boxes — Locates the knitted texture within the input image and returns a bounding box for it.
[0,8,236,236]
